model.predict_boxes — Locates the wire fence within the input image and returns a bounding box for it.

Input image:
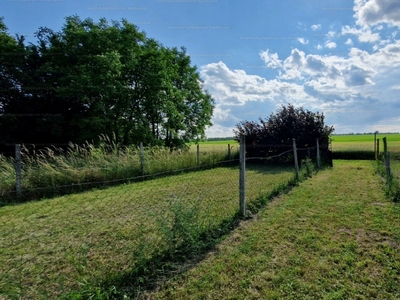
[0,137,328,298]
[376,136,400,201]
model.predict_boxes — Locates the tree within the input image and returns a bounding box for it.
[0,16,214,151]
[234,104,334,161]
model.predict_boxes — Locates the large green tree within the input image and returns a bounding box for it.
[234,104,334,160]
[0,16,214,151]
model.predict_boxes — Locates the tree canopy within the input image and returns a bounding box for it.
[0,16,214,152]
[234,104,334,159]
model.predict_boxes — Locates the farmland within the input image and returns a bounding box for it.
[1,133,399,298]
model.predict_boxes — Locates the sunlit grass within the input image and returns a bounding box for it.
[0,163,299,299]
[0,137,238,204]
[147,160,400,299]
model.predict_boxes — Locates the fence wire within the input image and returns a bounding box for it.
[0,141,324,298]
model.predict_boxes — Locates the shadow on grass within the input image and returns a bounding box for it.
[63,163,331,299]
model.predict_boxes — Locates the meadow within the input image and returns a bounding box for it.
[0,139,238,204]
[1,134,399,298]
[146,160,400,299]
[0,162,302,299]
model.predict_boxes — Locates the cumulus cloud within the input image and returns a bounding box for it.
[341,25,381,42]
[354,0,400,28]
[311,24,321,30]
[345,38,354,45]
[325,41,337,48]
[259,50,282,69]
[298,37,309,44]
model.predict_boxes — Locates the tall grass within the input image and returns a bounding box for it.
[0,136,238,204]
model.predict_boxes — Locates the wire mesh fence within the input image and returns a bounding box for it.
[0,137,327,298]
[376,137,400,201]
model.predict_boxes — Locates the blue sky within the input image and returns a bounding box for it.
[2,0,400,137]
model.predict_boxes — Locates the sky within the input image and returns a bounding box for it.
[1,0,400,137]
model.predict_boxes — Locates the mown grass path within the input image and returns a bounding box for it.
[148,160,400,299]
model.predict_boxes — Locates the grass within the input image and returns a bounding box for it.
[331,133,400,152]
[146,160,400,299]
[0,162,300,299]
[0,137,238,204]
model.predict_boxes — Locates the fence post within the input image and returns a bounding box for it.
[292,138,299,180]
[386,152,391,180]
[197,144,200,166]
[228,144,231,161]
[140,142,145,176]
[316,138,320,169]
[15,144,22,198]
[239,135,246,217]
[374,131,377,160]
[383,137,387,156]
[377,139,380,160]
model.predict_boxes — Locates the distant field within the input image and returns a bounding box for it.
[331,133,400,152]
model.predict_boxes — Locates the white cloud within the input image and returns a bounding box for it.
[259,50,282,69]
[311,24,321,30]
[345,38,354,45]
[317,44,323,50]
[298,37,309,44]
[327,31,337,38]
[341,25,381,42]
[200,36,400,136]
[325,41,337,48]
[354,0,400,28]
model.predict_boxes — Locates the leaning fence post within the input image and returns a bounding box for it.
[15,144,22,198]
[140,142,145,176]
[292,138,299,180]
[316,138,320,169]
[197,144,200,166]
[239,135,246,217]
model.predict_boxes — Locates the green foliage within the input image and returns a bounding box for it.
[0,16,214,152]
[234,104,334,160]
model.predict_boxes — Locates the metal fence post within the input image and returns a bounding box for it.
[292,138,299,180]
[239,135,246,217]
[15,144,22,198]
[316,138,320,169]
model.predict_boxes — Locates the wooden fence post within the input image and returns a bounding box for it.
[292,138,299,180]
[239,135,246,217]
[386,152,391,180]
[383,137,387,157]
[316,138,320,169]
[15,144,22,198]
[197,144,200,166]
[374,131,377,160]
[228,144,231,161]
[140,142,145,176]
[377,139,380,160]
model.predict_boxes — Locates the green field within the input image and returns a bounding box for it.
[0,164,297,299]
[331,133,400,152]
[146,160,400,299]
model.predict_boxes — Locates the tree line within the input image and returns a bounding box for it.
[0,16,214,153]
